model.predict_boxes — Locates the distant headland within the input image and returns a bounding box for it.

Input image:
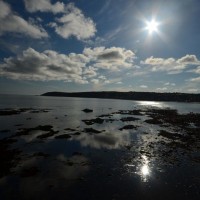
[41,91,200,103]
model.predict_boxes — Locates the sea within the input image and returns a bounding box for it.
[0,94,199,200]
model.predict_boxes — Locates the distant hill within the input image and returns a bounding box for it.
[41,91,200,102]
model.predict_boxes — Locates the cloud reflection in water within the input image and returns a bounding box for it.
[73,131,131,149]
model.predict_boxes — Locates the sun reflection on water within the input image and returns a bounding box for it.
[125,155,151,182]
[136,101,165,108]
[139,155,151,182]
[141,164,149,176]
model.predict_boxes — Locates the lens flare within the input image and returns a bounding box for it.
[146,19,159,34]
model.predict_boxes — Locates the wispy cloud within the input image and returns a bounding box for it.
[164,82,176,86]
[97,0,112,16]
[84,25,127,47]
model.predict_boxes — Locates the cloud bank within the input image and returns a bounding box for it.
[0,47,136,83]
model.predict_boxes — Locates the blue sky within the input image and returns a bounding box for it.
[0,0,200,94]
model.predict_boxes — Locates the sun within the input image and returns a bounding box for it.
[146,19,159,34]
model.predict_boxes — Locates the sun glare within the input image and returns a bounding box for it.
[146,19,159,34]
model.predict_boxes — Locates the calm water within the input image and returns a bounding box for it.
[0,94,200,200]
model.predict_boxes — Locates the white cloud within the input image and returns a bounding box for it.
[194,66,200,74]
[126,71,148,77]
[116,81,123,84]
[0,46,136,84]
[24,0,65,14]
[140,85,148,88]
[188,77,200,82]
[164,82,170,86]
[0,1,48,39]
[47,22,57,28]
[89,76,120,86]
[83,47,136,70]
[90,79,99,84]
[187,88,199,93]
[24,1,96,41]
[164,82,176,86]
[84,36,106,47]
[104,80,110,84]
[177,54,199,65]
[53,3,96,40]
[0,48,85,83]
[0,0,11,18]
[188,66,200,74]
[83,66,97,78]
[142,54,200,74]
[98,75,107,80]
[156,87,168,91]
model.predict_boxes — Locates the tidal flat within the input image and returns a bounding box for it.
[0,95,200,200]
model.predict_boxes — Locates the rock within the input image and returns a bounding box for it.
[119,125,137,131]
[145,118,163,124]
[0,109,20,115]
[158,130,182,140]
[82,120,93,125]
[82,118,104,125]
[120,117,139,122]
[113,110,143,115]
[16,125,54,136]
[82,108,93,113]
[105,119,116,123]
[0,108,51,116]
[55,134,71,139]
[73,132,81,135]
[124,145,132,150]
[37,130,59,139]
[64,128,76,131]
[98,114,113,117]
[84,128,102,134]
